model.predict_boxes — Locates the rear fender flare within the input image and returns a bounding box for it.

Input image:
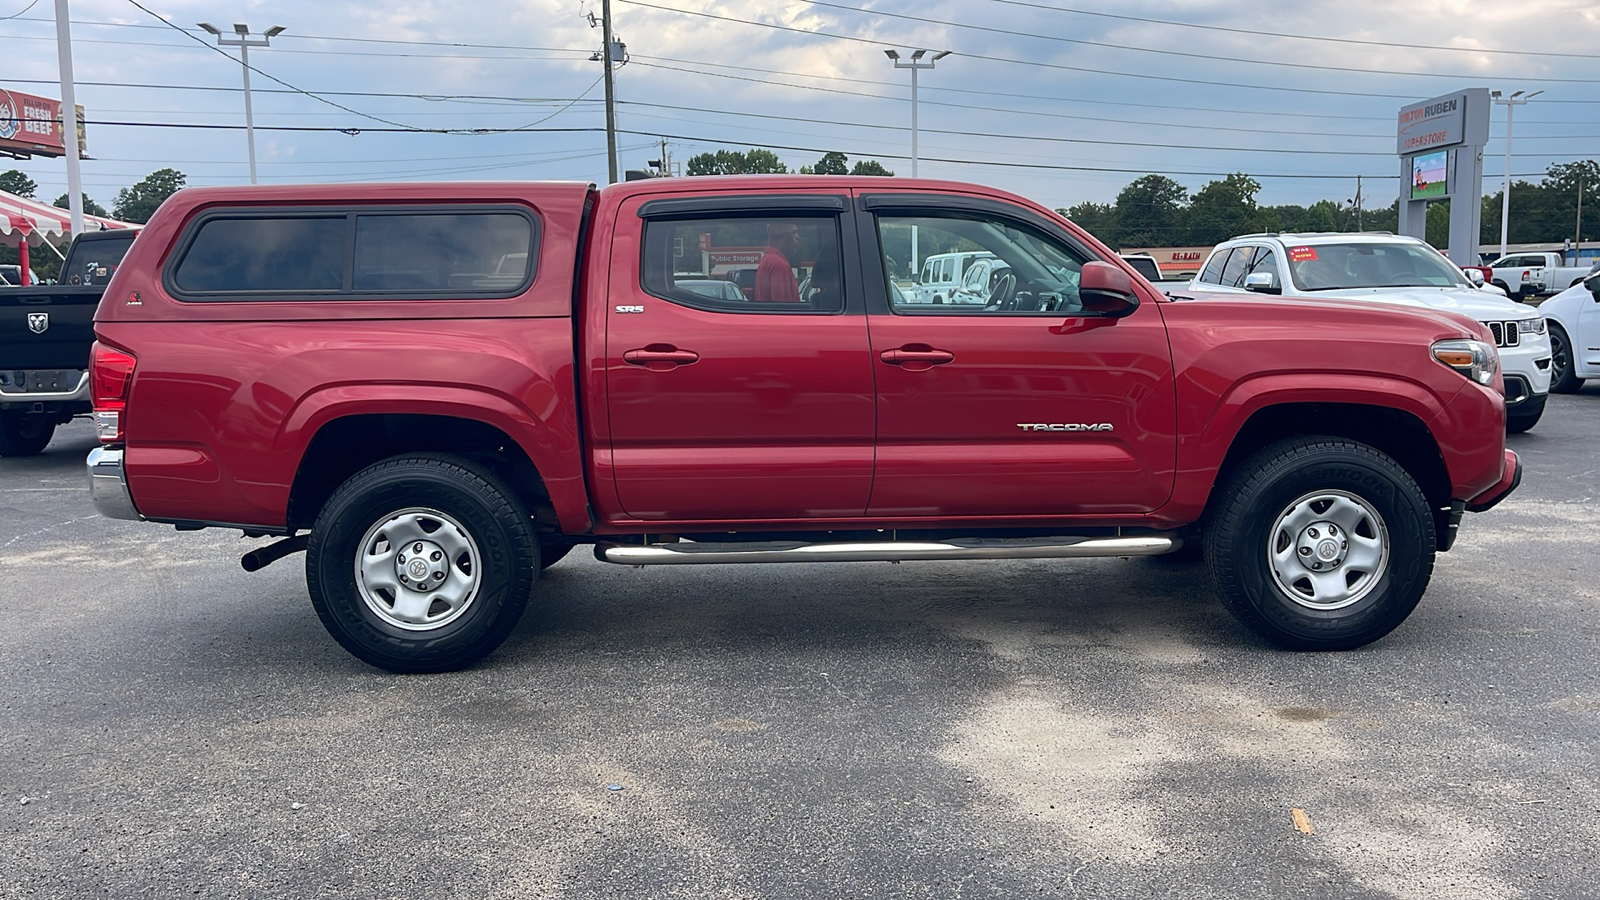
[279,384,588,533]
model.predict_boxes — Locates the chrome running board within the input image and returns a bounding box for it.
[598,534,1178,565]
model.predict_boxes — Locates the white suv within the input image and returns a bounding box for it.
[1187,232,1552,432]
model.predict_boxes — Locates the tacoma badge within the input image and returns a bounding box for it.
[1017,423,1114,432]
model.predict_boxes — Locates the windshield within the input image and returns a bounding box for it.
[1286,242,1468,291]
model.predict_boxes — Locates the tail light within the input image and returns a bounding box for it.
[90,341,137,444]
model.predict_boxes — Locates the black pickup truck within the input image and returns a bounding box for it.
[1,229,138,455]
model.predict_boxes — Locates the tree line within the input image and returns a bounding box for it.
[1065,161,1599,251]
[684,149,893,177]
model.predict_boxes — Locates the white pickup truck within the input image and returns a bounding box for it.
[1486,252,1592,301]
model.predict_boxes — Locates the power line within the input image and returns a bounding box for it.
[614,0,1428,100]
[2,31,590,61]
[988,0,1600,61]
[0,0,39,20]
[614,0,1600,104]
[122,0,435,132]
[800,0,1600,84]
[633,54,1394,124]
[631,60,1394,143]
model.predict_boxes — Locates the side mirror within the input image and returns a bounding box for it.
[1078,261,1140,317]
[1464,268,1486,287]
[1243,271,1281,294]
[1586,270,1600,299]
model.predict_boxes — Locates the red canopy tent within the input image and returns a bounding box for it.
[0,188,139,285]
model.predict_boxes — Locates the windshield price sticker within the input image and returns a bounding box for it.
[1289,246,1319,262]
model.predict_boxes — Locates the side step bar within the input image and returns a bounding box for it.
[598,534,1179,566]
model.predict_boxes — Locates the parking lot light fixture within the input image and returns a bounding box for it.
[884,48,950,179]
[885,48,950,280]
[1491,89,1543,258]
[198,21,285,185]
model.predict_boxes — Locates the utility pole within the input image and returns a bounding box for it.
[1351,175,1363,232]
[596,0,620,184]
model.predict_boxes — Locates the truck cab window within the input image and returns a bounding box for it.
[877,213,1089,315]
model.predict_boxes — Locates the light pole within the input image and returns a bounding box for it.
[198,22,285,185]
[885,48,949,280]
[884,49,950,178]
[1490,88,1542,258]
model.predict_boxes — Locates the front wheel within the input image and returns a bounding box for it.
[1205,438,1435,650]
[1506,393,1546,434]
[1550,325,1584,394]
[0,411,55,457]
[306,454,538,673]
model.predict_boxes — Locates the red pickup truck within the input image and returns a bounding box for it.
[84,176,1520,672]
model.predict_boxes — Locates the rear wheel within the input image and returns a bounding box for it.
[1550,325,1584,394]
[306,453,538,673]
[1506,393,1546,434]
[0,412,55,457]
[1205,438,1435,650]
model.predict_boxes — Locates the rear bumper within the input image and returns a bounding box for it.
[86,447,144,521]
[0,369,89,410]
[1466,449,1522,513]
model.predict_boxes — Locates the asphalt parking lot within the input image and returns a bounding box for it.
[3,390,1598,899]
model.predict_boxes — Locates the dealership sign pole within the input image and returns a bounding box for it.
[1395,89,1489,266]
[54,0,84,235]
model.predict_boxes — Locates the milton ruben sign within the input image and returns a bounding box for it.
[1395,88,1491,266]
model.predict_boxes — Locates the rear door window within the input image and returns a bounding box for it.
[640,214,846,314]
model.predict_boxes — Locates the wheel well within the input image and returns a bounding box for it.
[286,414,557,534]
[1212,402,1452,517]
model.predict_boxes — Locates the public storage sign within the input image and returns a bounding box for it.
[0,87,86,159]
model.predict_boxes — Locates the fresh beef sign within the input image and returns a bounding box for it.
[0,88,84,159]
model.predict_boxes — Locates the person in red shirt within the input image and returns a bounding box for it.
[754,223,802,303]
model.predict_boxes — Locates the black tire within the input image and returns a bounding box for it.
[1204,438,1435,651]
[1550,325,1584,394]
[0,412,55,457]
[1506,393,1546,434]
[306,453,538,673]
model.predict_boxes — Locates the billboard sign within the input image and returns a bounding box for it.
[1411,150,1449,200]
[1396,92,1466,155]
[0,88,86,159]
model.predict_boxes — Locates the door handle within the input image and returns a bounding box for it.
[879,346,955,368]
[624,346,700,370]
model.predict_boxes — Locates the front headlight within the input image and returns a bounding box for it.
[1433,338,1499,386]
[1522,317,1547,335]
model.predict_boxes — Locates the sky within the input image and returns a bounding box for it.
[2,0,1598,216]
